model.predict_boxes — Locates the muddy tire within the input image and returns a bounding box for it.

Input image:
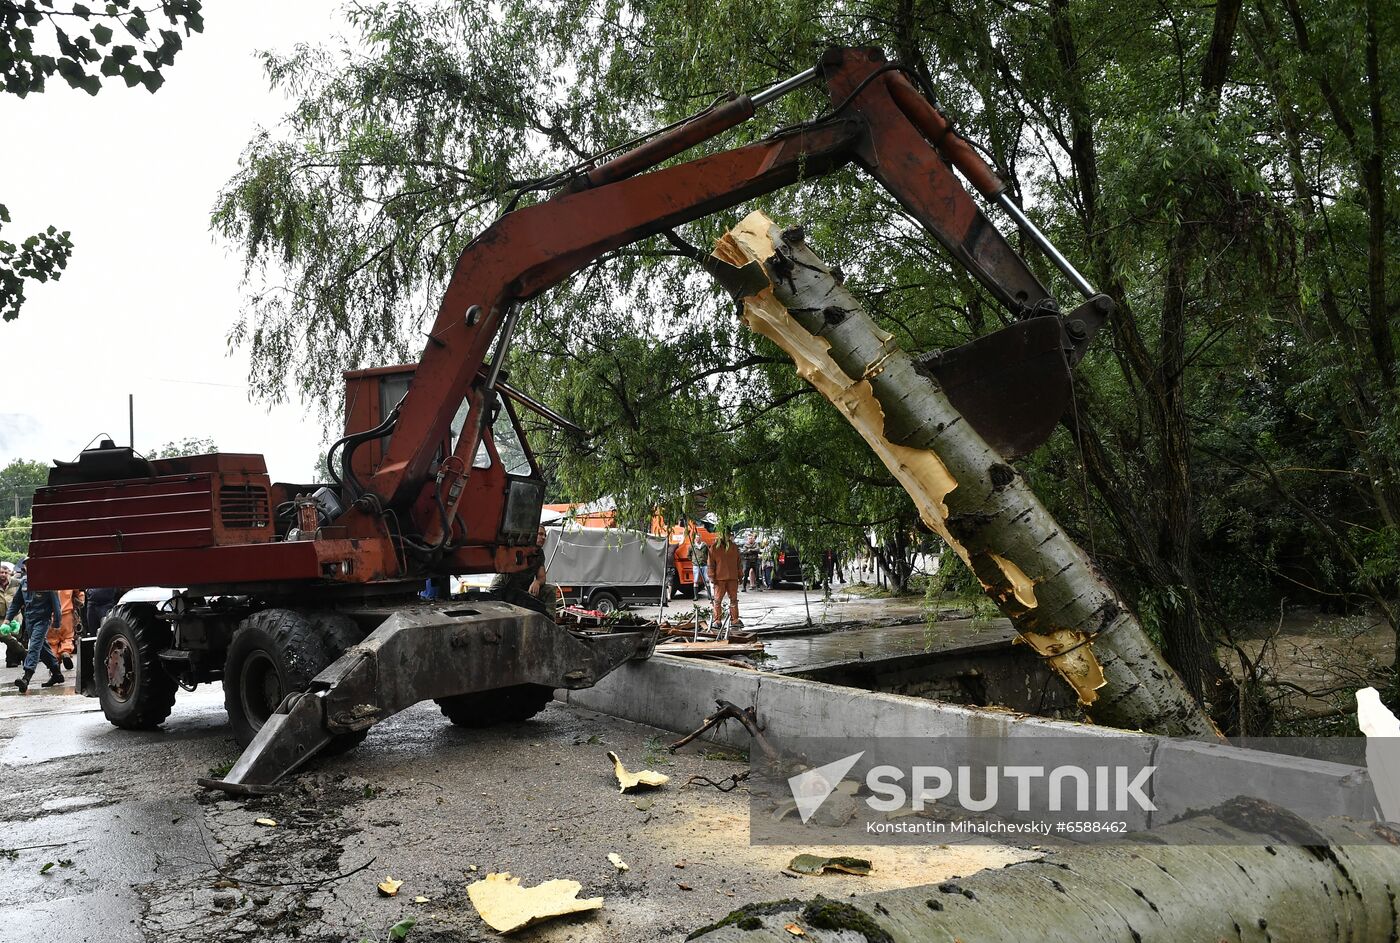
[95,604,178,730]
[224,609,322,747]
[435,684,554,728]
[224,608,371,754]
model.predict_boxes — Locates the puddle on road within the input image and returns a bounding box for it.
[1,710,115,766]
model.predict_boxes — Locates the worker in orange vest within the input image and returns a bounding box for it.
[708,528,742,630]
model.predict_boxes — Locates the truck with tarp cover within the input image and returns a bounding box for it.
[545,526,667,614]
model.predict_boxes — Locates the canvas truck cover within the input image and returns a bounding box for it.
[544,527,666,586]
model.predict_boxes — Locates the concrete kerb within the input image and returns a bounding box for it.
[1148,737,1375,824]
[562,654,1375,826]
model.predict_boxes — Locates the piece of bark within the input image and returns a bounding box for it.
[607,750,670,792]
[467,872,603,934]
[712,212,1216,738]
[687,800,1400,942]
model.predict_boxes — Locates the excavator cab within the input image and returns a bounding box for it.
[341,365,545,567]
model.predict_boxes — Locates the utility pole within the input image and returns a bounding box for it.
[129,393,134,449]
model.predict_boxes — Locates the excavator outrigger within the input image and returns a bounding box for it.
[25,48,1110,793]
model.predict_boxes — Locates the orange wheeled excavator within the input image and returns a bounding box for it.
[25,48,1110,792]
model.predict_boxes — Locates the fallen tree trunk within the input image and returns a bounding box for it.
[687,800,1400,942]
[712,212,1217,738]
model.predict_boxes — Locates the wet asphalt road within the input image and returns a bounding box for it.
[0,594,1027,942]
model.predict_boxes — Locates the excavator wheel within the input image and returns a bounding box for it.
[434,684,555,728]
[224,608,367,751]
[94,604,178,730]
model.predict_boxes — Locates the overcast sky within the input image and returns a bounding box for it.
[0,1,348,481]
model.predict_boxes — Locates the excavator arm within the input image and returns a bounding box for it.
[350,47,1113,546]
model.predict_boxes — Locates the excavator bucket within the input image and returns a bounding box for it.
[918,316,1074,460]
[199,601,656,795]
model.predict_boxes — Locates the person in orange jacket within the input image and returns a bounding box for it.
[49,589,81,670]
[708,527,742,630]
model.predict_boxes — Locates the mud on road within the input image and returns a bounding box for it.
[0,674,1028,942]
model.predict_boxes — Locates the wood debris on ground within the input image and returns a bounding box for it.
[786,854,873,876]
[607,751,669,793]
[558,606,766,660]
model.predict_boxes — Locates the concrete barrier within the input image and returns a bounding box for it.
[563,654,1376,826]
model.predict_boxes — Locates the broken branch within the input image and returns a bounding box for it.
[712,212,1219,738]
[670,699,780,764]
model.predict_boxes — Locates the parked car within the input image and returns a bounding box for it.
[770,544,804,586]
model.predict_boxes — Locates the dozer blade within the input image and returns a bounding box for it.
[199,601,656,794]
[917,316,1072,460]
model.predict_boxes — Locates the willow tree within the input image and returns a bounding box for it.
[689,802,1400,942]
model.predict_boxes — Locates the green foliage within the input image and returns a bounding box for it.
[0,458,47,519]
[0,0,203,97]
[213,0,1400,682]
[0,516,33,563]
[921,550,998,647]
[0,458,40,563]
[0,203,71,322]
[153,436,217,459]
[0,0,203,321]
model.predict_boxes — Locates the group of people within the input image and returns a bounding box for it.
[686,529,772,631]
[0,558,121,693]
[687,528,852,631]
[688,531,776,599]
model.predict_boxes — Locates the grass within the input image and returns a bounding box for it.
[840,581,902,599]
[700,748,747,762]
[641,735,674,768]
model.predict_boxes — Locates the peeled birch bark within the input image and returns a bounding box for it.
[687,803,1400,942]
[713,212,1217,738]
